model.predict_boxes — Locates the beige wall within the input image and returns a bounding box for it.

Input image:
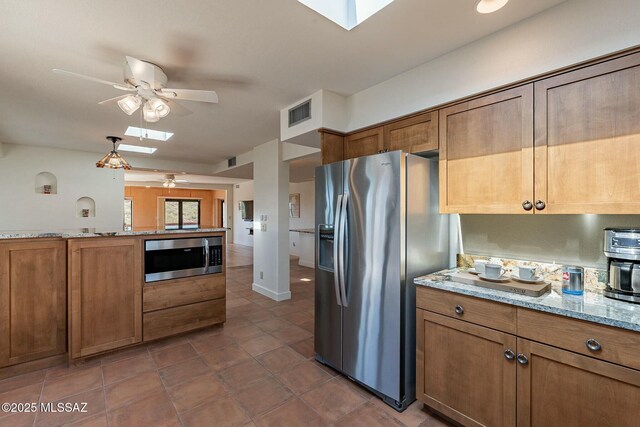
[460,215,640,269]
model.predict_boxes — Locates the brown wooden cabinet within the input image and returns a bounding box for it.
[320,130,345,165]
[384,111,438,154]
[417,286,640,427]
[534,51,640,214]
[343,127,384,160]
[320,111,439,165]
[516,338,640,427]
[0,239,66,367]
[417,309,516,427]
[68,238,142,359]
[439,84,534,214]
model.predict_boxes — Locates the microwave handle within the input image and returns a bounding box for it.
[203,238,210,271]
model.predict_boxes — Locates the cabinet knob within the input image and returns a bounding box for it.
[535,200,546,210]
[586,338,602,352]
[522,200,533,211]
[454,305,464,316]
[504,349,516,360]
[516,353,529,365]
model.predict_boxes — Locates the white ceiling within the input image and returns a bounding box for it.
[1,0,566,165]
[124,170,245,186]
[124,151,319,185]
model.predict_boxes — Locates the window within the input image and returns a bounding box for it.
[165,199,200,230]
[124,199,133,230]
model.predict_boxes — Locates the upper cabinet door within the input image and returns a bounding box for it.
[383,111,438,154]
[439,85,534,213]
[535,53,640,214]
[343,127,383,160]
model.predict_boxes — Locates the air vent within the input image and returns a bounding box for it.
[288,99,311,127]
[228,157,237,167]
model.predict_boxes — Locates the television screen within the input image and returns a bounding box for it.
[240,200,253,221]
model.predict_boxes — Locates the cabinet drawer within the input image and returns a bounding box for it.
[416,286,516,334]
[518,309,640,370]
[143,298,225,342]
[143,274,225,312]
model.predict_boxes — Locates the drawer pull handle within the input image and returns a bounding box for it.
[454,305,464,315]
[586,338,602,352]
[516,353,529,365]
[504,349,515,360]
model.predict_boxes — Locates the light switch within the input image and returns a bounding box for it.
[261,223,267,232]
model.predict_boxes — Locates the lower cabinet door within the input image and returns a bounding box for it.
[0,240,66,367]
[517,338,640,427]
[416,310,517,427]
[69,238,142,358]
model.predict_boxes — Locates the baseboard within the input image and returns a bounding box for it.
[252,282,291,301]
[298,259,314,268]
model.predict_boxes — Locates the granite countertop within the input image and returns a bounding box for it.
[0,227,228,240]
[415,268,640,333]
[290,228,314,234]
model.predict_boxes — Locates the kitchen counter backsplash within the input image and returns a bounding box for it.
[456,253,607,291]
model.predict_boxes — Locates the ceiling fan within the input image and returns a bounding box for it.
[53,56,219,122]
[160,174,188,188]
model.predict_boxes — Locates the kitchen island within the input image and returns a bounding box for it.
[0,228,227,379]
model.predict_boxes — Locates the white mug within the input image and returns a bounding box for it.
[518,266,537,280]
[484,263,505,279]
[474,260,488,274]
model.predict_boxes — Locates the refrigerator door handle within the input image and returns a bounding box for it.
[338,193,348,307]
[333,194,343,306]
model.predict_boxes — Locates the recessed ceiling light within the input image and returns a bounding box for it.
[125,126,174,142]
[475,0,509,14]
[298,0,394,30]
[117,144,157,154]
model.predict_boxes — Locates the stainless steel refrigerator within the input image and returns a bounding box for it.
[315,150,449,411]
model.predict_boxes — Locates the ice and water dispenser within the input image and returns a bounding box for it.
[317,225,335,271]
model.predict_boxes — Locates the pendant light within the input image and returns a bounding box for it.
[96,136,132,170]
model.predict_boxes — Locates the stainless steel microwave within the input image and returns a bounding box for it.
[144,236,223,283]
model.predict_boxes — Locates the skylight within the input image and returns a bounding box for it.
[117,144,157,154]
[298,0,394,30]
[125,126,174,142]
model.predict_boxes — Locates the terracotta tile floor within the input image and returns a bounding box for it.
[0,245,454,427]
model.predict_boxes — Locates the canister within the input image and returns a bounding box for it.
[562,266,584,295]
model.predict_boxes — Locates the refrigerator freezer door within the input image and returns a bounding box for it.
[315,161,344,371]
[342,151,403,401]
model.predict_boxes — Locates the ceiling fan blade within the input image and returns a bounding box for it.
[52,69,134,90]
[161,88,218,104]
[164,99,193,117]
[126,56,156,88]
[98,94,129,105]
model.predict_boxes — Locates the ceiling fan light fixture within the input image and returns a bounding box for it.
[117,95,142,115]
[148,98,170,118]
[96,136,132,170]
[474,0,509,13]
[143,101,160,123]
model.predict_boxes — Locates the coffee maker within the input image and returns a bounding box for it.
[603,228,640,303]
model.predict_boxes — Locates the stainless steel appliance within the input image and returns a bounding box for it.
[315,151,449,411]
[144,236,223,283]
[604,228,640,303]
